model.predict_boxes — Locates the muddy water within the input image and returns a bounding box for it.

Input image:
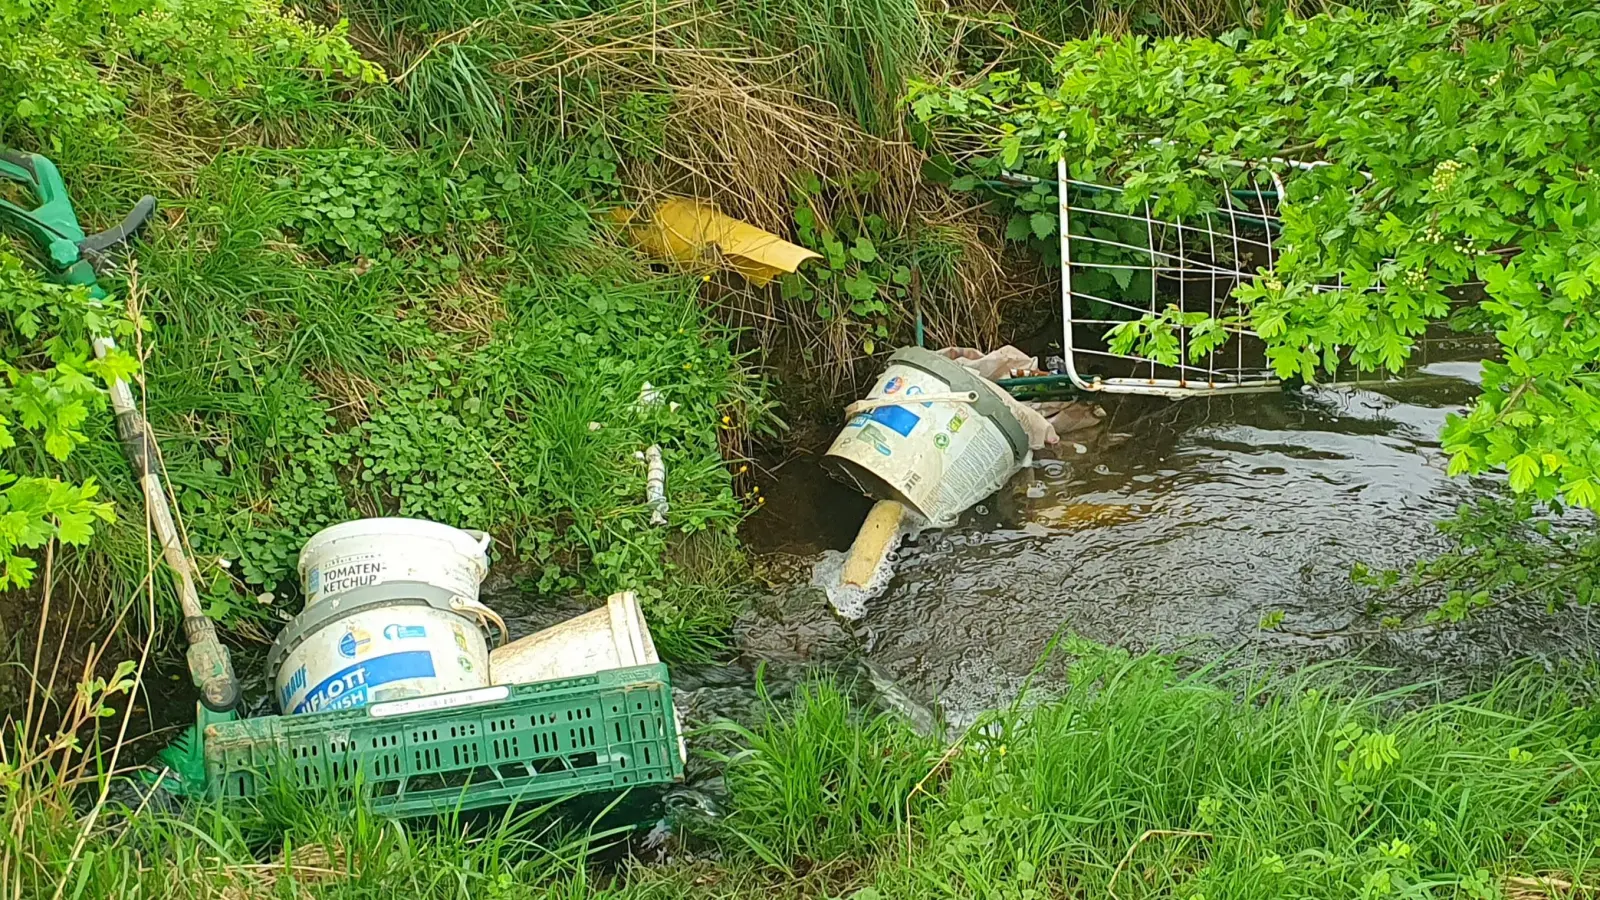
[770,363,1599,724]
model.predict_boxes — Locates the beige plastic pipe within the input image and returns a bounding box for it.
[840,500,906,588]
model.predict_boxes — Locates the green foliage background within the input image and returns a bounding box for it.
[0,0,771,653]
[912,0,1600,512]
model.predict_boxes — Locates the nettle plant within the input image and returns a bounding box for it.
[0,245,137,588]
[911,0,1600,510]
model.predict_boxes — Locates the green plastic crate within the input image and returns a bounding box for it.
[203,663,684,817]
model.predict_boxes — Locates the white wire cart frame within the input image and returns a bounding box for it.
[1054,155,1287,399]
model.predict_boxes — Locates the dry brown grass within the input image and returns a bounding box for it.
[349,0,1039,405]
[1504,873,1595,900]
[422,275,507,344]
[306,365,380,425]
[494,0,920,232]
[485,1,1016,400]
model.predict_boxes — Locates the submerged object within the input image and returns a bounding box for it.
[825,347,1032,527]
[841,499,905,589]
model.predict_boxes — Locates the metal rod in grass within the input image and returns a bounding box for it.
[51,268,168,900]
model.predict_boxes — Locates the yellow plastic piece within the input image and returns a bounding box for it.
[614,198,820,286]
[841,500,905,588]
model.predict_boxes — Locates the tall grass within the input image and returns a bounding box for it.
[713,645,1600,897]
[744,0,929,137]
[3,777,614,898]
[7,644,1595,896]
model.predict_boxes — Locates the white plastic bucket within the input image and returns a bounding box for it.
[824,348,1030,526]
[270,583,491,715]
[490,591,658,686]
[299,518,490,606]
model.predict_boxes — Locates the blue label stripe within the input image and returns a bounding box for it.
[868,404,920,437]
[292,650,436,714]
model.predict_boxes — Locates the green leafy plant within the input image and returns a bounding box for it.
[1352,494,1600,622]
[782,173,917,356]
[278,149,501,261]
[0,0,380,141]
[911,0,1600,511]
[0,245,133,588]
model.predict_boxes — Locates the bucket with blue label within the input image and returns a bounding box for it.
[268,580,491,715]
[823,348,1031,526]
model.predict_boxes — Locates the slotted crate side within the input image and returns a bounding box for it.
[602,682,673,785]
[204,664,682,816]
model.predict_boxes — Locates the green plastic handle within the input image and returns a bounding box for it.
[0,149,155,295]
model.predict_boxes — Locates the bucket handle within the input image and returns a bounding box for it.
[845,391,978,420]
[465,529,492,554]
[451,594,508,646]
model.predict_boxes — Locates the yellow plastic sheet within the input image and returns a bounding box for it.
[614,198,820,286]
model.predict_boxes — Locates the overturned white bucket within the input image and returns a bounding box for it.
[299,517,490,606]
[269,582,491,715]
[490,591,658,686]
[824,347,1030,526]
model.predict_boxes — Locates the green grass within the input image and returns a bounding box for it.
[707,645,1600,898]
[6,86,768,653]
[3,0,793,661]
[7,645,1597,896]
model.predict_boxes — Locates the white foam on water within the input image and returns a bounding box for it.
[811,528,909,621]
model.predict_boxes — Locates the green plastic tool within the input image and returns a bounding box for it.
[1,150,243,788]
[0,151,157,296]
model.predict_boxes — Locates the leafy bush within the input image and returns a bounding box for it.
[281,149,500,260]
[0,244,136,587]
[911,0,1600,510]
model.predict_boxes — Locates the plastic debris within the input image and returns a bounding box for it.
[611,198,821,286]
[636,445,669,525]
[936,346,1059,448]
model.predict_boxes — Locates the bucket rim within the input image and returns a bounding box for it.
[885,347,1031,462]
[297,518,492,574]
[267,581,473,677]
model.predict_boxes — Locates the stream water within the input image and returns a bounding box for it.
[743,361,1600,727]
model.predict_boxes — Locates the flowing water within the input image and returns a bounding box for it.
[748,361,1600,726]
